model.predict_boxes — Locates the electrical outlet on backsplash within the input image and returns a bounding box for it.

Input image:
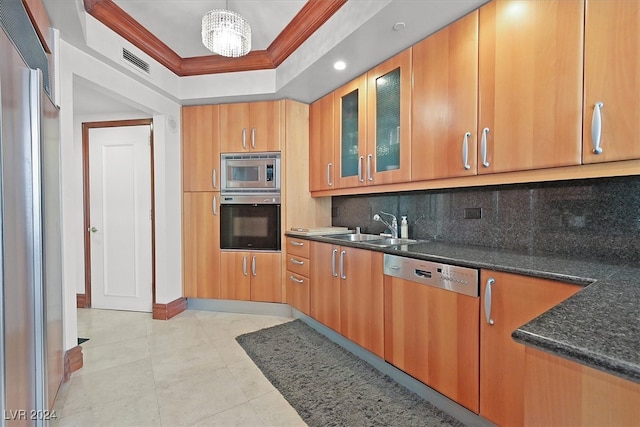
[331,176,640,263]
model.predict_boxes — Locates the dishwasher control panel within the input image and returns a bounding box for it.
[383,254,479,297]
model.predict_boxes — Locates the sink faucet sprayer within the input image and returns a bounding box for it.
[373,211,398,238]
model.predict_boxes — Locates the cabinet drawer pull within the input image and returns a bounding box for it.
[242,128,247,150]
[289,275,304,284]
[591,102,604,154]
[331,249,338,277]
[484,277,495,325]
[481,127,490,168]
[340,250,347,280]
[290,258,305,265]
[367,154,373,182]
[462,132,471,170]
[290,240,304,247]
[327,162,333,187]
[242,256,248,276]
[358,156,364,182]
[251,128,256,149]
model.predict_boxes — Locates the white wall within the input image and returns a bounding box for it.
[59,40,183,351]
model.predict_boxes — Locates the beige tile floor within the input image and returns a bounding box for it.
[52,309,307,427]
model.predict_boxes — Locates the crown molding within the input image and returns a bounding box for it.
[83,0,347,77]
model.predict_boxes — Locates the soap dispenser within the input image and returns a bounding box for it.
[400,216,409,239]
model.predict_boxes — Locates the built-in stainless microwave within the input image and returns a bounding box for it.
[221,152,280,193]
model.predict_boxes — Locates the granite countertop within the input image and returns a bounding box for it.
[286,232,640,384]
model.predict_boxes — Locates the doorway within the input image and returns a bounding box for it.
[82,119,155,312]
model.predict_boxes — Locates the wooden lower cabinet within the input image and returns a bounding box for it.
[182,192,220,298]
[480,270,582,426]
[286,238,311,315]
[340,247,384,358]
[524,346,640,426]
[309,241,384,357]
[384,275,480,412]
[309,242,341,332]
[220,251,282,302]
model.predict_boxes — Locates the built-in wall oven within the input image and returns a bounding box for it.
[220,152,281,251]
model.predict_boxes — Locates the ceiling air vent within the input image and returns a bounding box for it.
[122,48,150,74]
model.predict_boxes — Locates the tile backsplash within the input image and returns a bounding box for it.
[332,176,640,263]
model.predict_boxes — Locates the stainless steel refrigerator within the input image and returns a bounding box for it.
[0,1,63,424]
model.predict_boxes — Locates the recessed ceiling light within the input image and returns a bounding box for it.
[393,22,406,31]
[334,61,346,71]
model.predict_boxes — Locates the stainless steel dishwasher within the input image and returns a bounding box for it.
[383,254,478,297]
[383,253,480,412]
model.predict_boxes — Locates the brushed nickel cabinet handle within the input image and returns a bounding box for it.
[212,195,218,216]
[251,255,257,277]
[242,128,247,150]
[367,154,373,182]
[481,127,490,168]
[484,277,495,325]
[212,168,217,189]
[327,162,333,187]
[290,240,304,247]
[290,275,304,284]
[331,248,338,277]
[358,156,364,182]
[592,102,604,154]
[251,128,256,149]
[340,250,347,280]
[462,132,472,170]
[290,258,305,265]
[242,256,248,276]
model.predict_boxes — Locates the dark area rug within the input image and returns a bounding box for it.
[236,319,464,427]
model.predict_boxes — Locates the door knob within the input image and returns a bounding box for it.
[88,226,98,233]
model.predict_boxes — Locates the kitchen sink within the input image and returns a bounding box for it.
[324,233,421,247]
[365,238,419,247]
[329,233,385,242]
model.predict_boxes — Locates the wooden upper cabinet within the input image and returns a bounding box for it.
[335,75,367,189]
[479,270,581,427]
[366,48,412,185]
[412,11,479,181]
[583,0,640,163]
[478,0,583,174]
[182,105,220,191]
[183,192,220,298]
[220,101,281,153]
[309,92,335,191]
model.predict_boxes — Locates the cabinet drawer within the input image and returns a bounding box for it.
[287,255,310,278]
[286,272,310,315]
[286,237,310,258]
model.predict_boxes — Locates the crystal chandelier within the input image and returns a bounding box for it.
[201,4,251,58]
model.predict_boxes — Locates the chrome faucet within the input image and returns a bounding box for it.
[373,211,398,238]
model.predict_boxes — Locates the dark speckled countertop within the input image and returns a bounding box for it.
[286,233,640,384]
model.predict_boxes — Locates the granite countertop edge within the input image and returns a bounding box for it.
[286,233,640,384]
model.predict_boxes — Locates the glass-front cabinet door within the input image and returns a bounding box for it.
[335,75,367,188]
[367,48,412,185]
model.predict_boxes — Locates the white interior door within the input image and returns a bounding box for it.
[89,125,152,312]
